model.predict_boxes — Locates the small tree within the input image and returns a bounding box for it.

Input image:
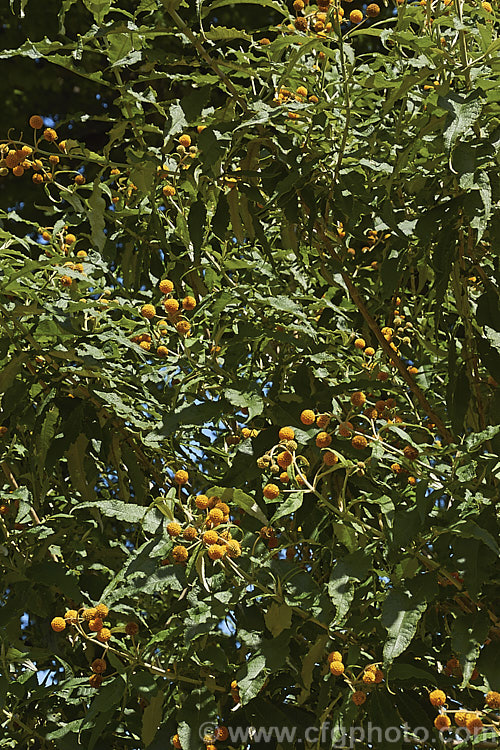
[0,0,499,747]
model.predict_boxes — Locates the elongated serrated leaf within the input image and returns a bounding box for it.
[202,0,287,17]
[188,200,207,253]
[439,91,483,151]
[328,568,354,624]
[207,486,267,523]
[142,691,164,746]
[382,588,427,664]
[264,602,292,637]
[76,500,162,534]
[271,492,303,523]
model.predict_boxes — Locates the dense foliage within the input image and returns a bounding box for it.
[0,0,499,747]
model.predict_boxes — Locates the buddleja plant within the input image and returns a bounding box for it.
[0,0,499,747]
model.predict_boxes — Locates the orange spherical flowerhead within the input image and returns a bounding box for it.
[323,451,338,466]
[316,431,332,448]
[195,494,210,510]
[352,435,368,450]
[350,391,366,407]
[51,617,66,632]
[209,507,224,524]
[208,544,226,561]
[174,469,189,485]
[215,727,229,742]
[366,2,380,15]
[164,298,179,314]
[141,304,156,320]
[74,174,86,185]
[157,346,169,357]
[362,670,375,684]
[466,715,483,735]
[316,413,330,429]
[182,295,197,311]
[338,421,354,437]
[354,337,366,349]
[226,539,242,558]
[179,134,192,148]
[183,526,197,541]
[327,651,343,663]
[96,627,112,643]
[263,483,280,500]
[365,347,375,357]
[29,114,44,129]
[278,426,295,441]
[352,691,366,706]
[159,278,174,294]
[43,127,58,142]
[163,184,176,198]
[300,409,315,426]
[330,661,345,677]
[64,609,78,624]
[454,711,468,727]
[403,445,419,461]
[434,715,451,732]
[176,320,191,335]
[91,658,107,674]
[429,690,446,708]
[277,451,293,469]
[95,603,109,619]
[167,521,182,537]
[88,618,104,632]
[60,275,73,287]
[89,674,103,689]
[172,545,189,563]
[203,530,218,545]
[82,607,97,621]
[374,669,384,683]
[485,691,500,709]
[125,621,139,636]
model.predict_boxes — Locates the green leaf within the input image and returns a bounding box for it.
[177,689,217,750]
[466,425,500,451]
[88,185,107,251]
[76,500,162,535]
[382,588,427,665]
[36,405,59,479]
[328,568,354,625]
[188,200,207,253]
[0,353,27,394]
[264,602,292,637]
[298,634,328,704]
[225,386,264,419]
[450,520,499,556]
[238,654,267,703]
[212,192,230,239]
[439,91,483,151]
[202,0,287,17]
[271,492,303,523]
[207,486,267,523]
[82,0,112,23]
[142,690,165,746]
[204,26,252,41]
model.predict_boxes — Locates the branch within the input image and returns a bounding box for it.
[1,461,59,563]
[319,229,455,444]
[162,3,249,113]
